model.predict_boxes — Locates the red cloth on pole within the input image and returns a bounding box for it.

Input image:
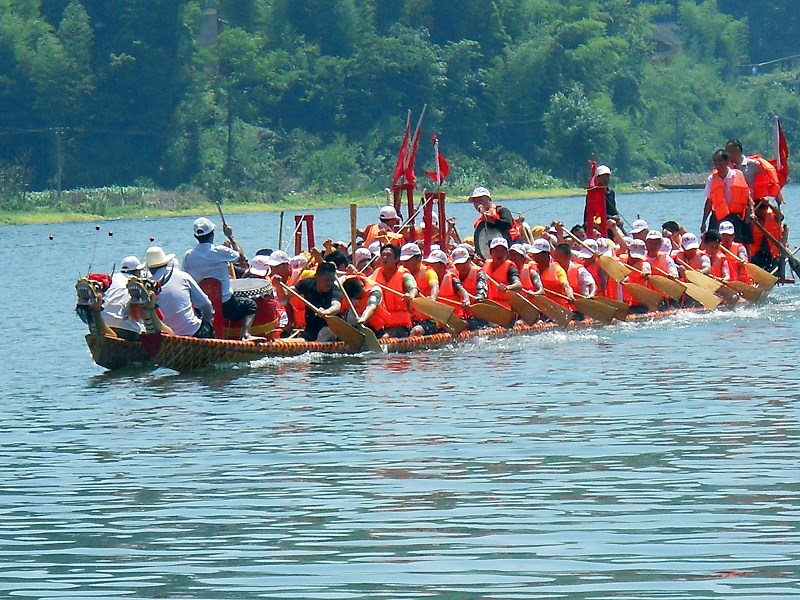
[425,135,449,185]
[391,113,411,187]
[585,186,607,238]
[768,117,789,189]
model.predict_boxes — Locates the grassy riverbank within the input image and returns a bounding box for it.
[0,185,588,226]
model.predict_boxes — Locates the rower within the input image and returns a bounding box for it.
[747,199,784,273]
[371,244,417,338]
[482,237,522,310]
[400,242,439,336]
[530,238,573,310]
[702,229,731,282]
[450,246,489,330]
[630,219,649,241]
[719,220,751,282]
[553,242,596,299]
[424,249,469,317]
[623,239,653,313]
[509,243,543,294]
[675,232,709,276]
[289,261,343,342]
[340,276,386,334]
[358,206,405,247]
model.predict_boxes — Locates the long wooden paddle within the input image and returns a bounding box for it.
[682,280,723,309]
[560,225,633,283]
[719,244,778,290]
[278,282,364,351]
[623,282,664,311]
[534,288,613,325]
[435,294,515,328]
[675,258,722,292]
[592,295,630,320]
[750,212,800,278]
[627,262,685,301]
[483,273,540,325]
[725,280,764,302]
[336,279,382,352]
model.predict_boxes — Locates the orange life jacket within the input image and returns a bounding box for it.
[748,154,781,200]
[286,268,308,328]
[458,263,482,298]
[708,250,728,279]
[709,169,750,221]
[482,258,514,309]
[409,264,438,321]
[724,241,751,283]
[363,223,404,248]
[472,204,521,241]
[372,265,413,328]
[748,208,783,259]
[341,275,390,331]
[623,259,648,306]
[518,261,538,292]
[437,271,465,319]
[538,261,571,309]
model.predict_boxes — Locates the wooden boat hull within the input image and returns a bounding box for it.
[118,307,701,372]
[85,333,154,370]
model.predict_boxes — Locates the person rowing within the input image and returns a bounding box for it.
[371,244,418,338]
[284,261,343,342]
[450,246,490,330]
[482,237,522,310]
[529,238,574,311]
[399,242,439,336]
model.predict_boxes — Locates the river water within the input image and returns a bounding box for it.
[0,188,798,598]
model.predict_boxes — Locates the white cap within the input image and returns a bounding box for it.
[489,237,508,249]
[368,241,381,256]
[379,206,399,220]
[645,230,663,241]
[579,239,598,259]
[469,186,492,200]
[249,255,270,277]
[266,250,290,266]
[457,242,475,257]
[400,242,422,260]
[509,243,527,255]
[531,238,551,254]
[623,236,634,246]
[719,221,735,235]
[629,239,647,259]
[660,238,673,254]
[143,246,176,269]
[682,232,700,250]
[631,219,649,234]
[193,217,216,236]
[354,247,372,265]
[597,238,614,257]
[120,256,144,273]
[451,247,470,264]
[596,164,612,176]
[289,254,308,269]
[423,249,448,264]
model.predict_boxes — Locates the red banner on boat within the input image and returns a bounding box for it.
[391,111,411,187]
[425,135,449,186]
[585,185,607,237]
[769,116,789,189]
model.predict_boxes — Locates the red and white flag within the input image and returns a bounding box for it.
[425,135,449,186]
[587,159,598,189]
[391,111,411,187]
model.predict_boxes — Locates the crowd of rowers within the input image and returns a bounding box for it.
[95,150,786,344]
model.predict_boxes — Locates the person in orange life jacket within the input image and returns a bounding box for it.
[747,199,784,273]
[719,220,751,282]
[622,239,656,313]
[399,242,439,336]
[347,247,375,276]
[424,248,470,310]
[644,230,679,277]
[590,165,625,234]
[701,229,731,282]
[701,148,753,244]
[725,139,785,206]
[469,187,520,245]
[509,243,543,294]
[286,261,342,342]
[340,276,385,333]
[263,250,297,333]
[675,231,710,279]
[530,238,574,313]
[576,238,608,296]
[482,237,523,310]
[661,221,684,256]
[630,219,650,241]
[371,243,418,339]
[358,205,405,247]
[553,242,596,298]
[450,246,490,330]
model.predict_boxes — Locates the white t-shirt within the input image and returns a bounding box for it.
[183,243,239,301]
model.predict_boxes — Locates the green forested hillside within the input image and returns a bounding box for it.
[1,0,799,204]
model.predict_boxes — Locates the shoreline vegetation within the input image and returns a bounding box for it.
[0,175,707,226]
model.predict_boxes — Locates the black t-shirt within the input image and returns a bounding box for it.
[295,276,343,336]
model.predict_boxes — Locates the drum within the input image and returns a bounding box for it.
[474,222,506,259]
[226,278,279,338]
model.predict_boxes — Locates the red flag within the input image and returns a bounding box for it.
[391,111,411,187]
[403,105,427,187]
[774,116,789,188]
[425,135,449,186]
[585,185,607,238]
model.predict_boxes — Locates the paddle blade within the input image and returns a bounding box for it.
[623,283,664,311]
[444,313,468,336]
[471,299,515,328]
[413,297,455,324]
[574,297,617,324]
[506,292,540,325]
[683,281,723,309]
[684,269,723,293]
[726,280,764,303]
[598,255,632,282]
[529,295,573,327]
[743,262,779,290]
[593,296,629,319]
[357,324,383,352]
[649,275,687,301]
[325,315,365,351]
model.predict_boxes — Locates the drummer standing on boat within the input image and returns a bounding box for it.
[183,217,262,341]
[469,187,520,252]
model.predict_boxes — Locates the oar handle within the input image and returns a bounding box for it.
[336,277,362,322]
[720,243,745,263]
[278,281,323,315]
[560,225,598,256]
[215,201,228,229]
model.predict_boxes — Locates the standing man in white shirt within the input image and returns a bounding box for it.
[183,217,262,341]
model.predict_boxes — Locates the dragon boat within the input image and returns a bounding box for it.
[75,273,778,373]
